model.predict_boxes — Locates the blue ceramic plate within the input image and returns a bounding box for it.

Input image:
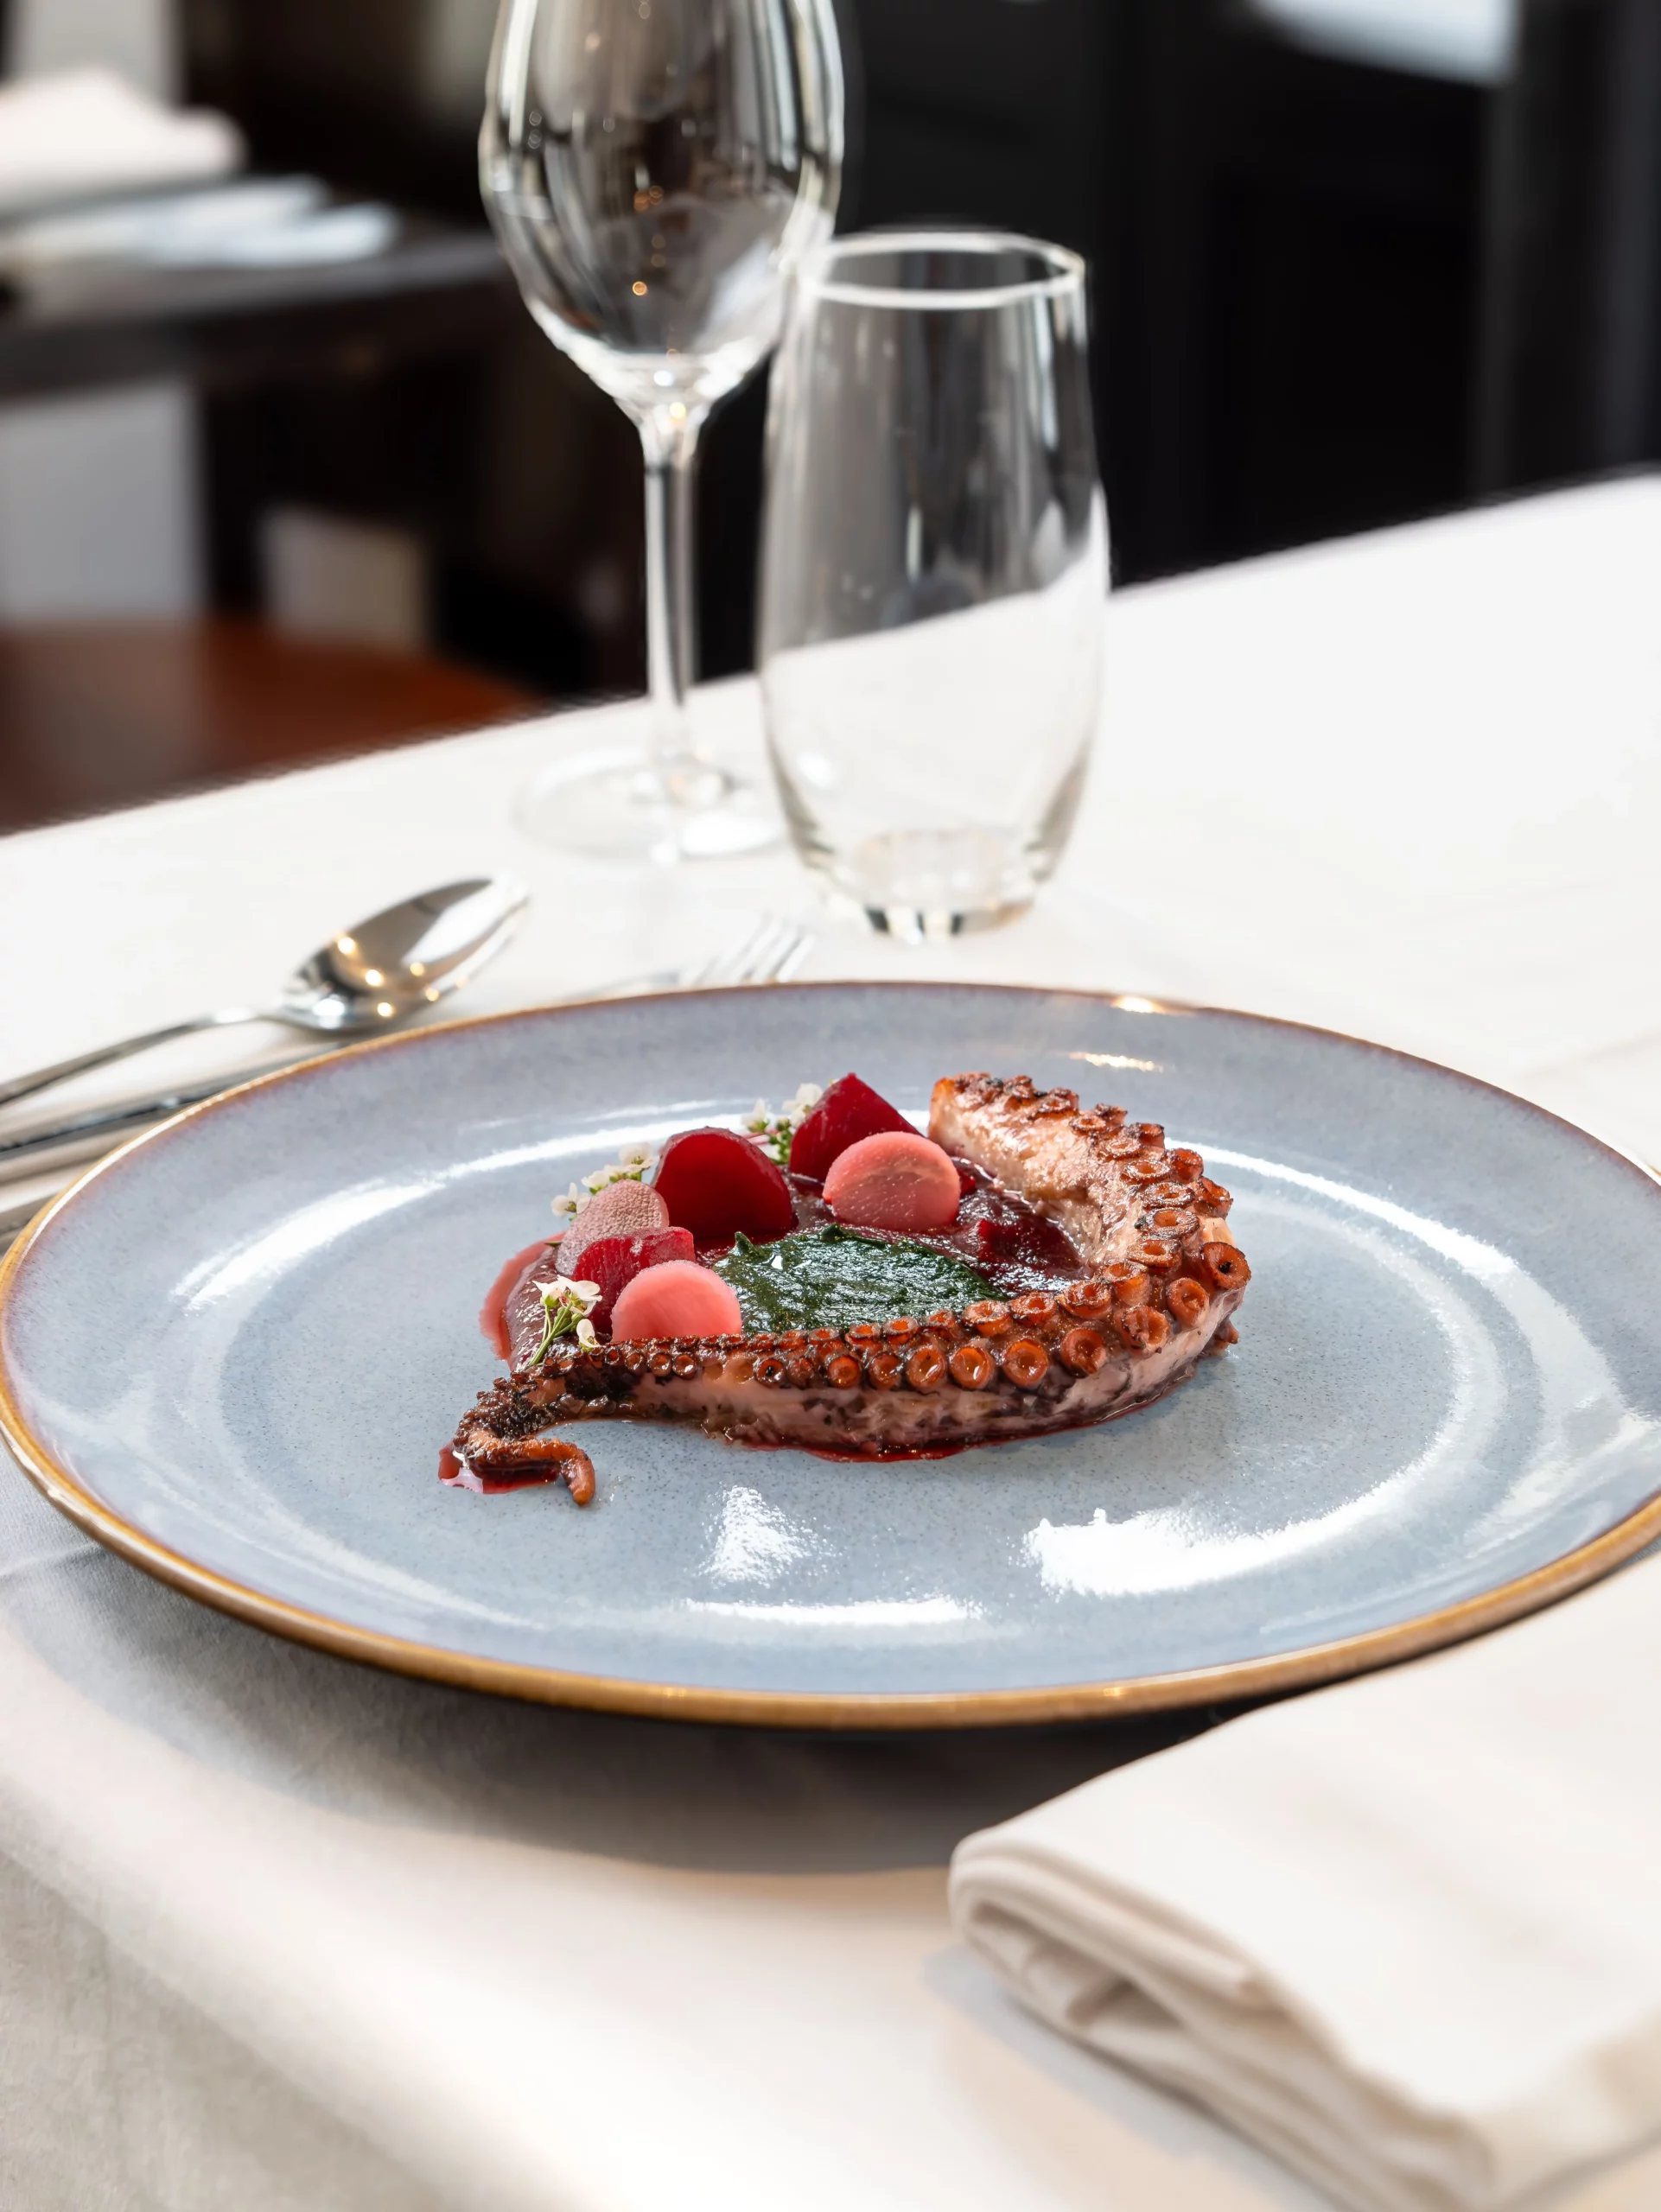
[3,983,1660,1727]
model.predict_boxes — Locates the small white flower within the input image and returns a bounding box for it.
[617,1143,655,1169]
[737,1079,824,1162]
[531,1275,604,1364]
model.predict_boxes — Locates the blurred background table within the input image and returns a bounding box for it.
[4,0,1661,836]
[3,478,1661,2210]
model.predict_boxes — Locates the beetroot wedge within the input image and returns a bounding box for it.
[576,1228,697,1333]
[789,1072,914,1182]
[652,1127,795,1251]
[556,1179,669,1276]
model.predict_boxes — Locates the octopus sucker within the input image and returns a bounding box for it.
[449,1072,1250,1494]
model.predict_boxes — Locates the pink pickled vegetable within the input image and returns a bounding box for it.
[577,1228,696,1332]
[610,1259,742,1341]
[824,1131,962,1232]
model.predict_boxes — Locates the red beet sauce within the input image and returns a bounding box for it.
[438,1444,570,1493]
[478,1239,556,1361]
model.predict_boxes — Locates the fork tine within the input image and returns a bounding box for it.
[710,915,782,987]
[727,915,790,986]
[684,917,770,991]
[741,916,802,984]
[683,913,811,993]
[768,922,811,984]
[732,918,786,984]
[751,916,809,985]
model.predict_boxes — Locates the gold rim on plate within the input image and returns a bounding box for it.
[3,983,1659,1730]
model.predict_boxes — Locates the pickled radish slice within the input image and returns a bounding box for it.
[789,1071,913,1181]
[579,1228,696,1332]
[610,1258,742,1341]
[479,1239,555,1358]
[824,1131,962,1232]
[557,1178,670,1275]
[652,1126,795,1250]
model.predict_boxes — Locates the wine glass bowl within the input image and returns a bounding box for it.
[484,1,834,416]
[482,0,843,859]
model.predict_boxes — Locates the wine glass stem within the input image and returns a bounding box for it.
[641,411,704,776]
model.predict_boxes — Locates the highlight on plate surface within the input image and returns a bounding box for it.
[446,1071,1251,1504]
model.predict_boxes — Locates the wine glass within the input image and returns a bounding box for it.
[760,232,1108,938]
[481,0,843,861]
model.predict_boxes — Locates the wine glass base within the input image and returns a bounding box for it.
[515,746,781,862]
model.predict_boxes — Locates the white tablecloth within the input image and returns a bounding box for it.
[4,476,1661,2210]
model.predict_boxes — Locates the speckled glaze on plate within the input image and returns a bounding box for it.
[3,982,1661,1728]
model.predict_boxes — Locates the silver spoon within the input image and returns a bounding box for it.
[0,876,529,1113]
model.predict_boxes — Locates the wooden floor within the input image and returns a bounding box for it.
[0,618,538,834]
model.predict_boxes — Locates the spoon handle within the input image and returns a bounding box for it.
[0,1008,263,1111]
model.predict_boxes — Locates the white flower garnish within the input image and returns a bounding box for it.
[744,1081,825,1164]
[531,1276,602,1365]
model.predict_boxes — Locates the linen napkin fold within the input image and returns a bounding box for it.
[950,1553,1661,2212]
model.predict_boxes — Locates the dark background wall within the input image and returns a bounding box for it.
[162,0,1661,678]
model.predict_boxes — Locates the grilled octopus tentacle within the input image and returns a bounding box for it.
[456,1409,597,1504]
[447,1071,1251,1480]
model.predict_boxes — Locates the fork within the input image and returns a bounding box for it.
[580,912,811,998]
[0,914,813,1250]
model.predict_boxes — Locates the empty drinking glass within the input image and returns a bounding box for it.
[482,0,843,860]
[759,231,1107,935]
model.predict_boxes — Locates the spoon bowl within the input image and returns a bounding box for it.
[277,879,529,1033]
[0,876,530,1111]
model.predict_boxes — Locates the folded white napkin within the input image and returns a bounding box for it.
[950,1553,1661,2212]
[0,70,240,217]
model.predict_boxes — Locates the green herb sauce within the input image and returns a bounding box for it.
[713,1225,996,1332]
